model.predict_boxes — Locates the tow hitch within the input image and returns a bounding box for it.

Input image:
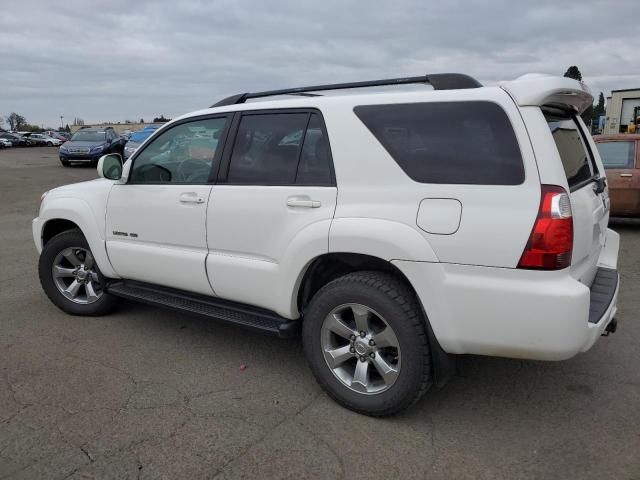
[602,318,618,336]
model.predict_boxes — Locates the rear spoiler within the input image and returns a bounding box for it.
[500,74,593,114]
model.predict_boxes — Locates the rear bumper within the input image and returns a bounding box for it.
[393,228,621,361]
[581,267,618,352]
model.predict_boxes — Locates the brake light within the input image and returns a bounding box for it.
[518,185,573,270]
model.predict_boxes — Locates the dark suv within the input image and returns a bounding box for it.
[58,127,126,167]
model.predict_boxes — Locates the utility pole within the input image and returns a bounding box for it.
[60,115,64,129]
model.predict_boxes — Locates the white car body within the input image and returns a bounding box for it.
[0,139,12,148]
[29,133,62,146]
[33,74,619,362]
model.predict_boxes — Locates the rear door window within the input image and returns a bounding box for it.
[354,101,524,185]
[226,111,334,186]
[544,112,595,188]
[595,141,636,169]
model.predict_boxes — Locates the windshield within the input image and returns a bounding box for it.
[71,131,106,142]
[130,130,156,143]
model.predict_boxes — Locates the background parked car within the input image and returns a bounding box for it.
[0,138,12,148]
[123,124,161,159]
[0,132,30,147]
[43,131,69,143]
[594,134,640,216]
[27,133,63,146]
[58,127,126,166]
[21,133,48,146]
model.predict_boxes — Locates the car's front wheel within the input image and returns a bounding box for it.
[302,271,432,416]
[38,229,118,316]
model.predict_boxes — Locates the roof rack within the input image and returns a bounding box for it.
[210,73,482,107]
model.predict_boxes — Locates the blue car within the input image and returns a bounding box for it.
[58,127,126,167]
[123,124,162,159]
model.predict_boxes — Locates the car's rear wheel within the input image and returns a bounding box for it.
[47,141,53,146]
[302,271,432,416]
[38,229,118,316]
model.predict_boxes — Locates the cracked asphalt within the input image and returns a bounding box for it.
[1,147,639,479]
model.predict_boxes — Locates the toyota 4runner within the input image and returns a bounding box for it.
[33,73,620,415]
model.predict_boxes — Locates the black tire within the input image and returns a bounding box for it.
[302,271,432,416]
[47,142,53,147]
[60,159,70,167]
[38,229,118,316]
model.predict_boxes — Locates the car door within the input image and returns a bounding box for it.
[206,110,337,316]
[106,115,230,295]
[596,139,639,215]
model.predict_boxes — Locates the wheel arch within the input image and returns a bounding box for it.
[42,218,80,246]
[37,198,119,278]
[295,252,455,387]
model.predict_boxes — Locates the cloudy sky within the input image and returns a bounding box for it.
[1,0,638,128]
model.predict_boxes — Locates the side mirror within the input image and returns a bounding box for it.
[97,154,123,180]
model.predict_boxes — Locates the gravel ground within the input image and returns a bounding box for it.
[1,147,639,479]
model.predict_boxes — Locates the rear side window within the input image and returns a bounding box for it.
[544,112,594,188]
[354,101,524,185]
[227,112,333,185]
[296,114,333,185]
[596,141,635,169]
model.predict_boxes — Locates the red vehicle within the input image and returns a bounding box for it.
[594,134,640,216]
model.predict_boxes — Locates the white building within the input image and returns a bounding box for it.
[603,88,640,134]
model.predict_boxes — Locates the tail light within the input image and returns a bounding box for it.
[518,185,573,270]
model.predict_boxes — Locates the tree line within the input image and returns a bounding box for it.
[0,112,72,133]
[563,65,606,123]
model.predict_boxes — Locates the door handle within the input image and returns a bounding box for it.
[620,173,633,177]
[287,197,321,208]
[179,192,206,204]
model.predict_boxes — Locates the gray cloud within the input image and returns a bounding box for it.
[1,0,638,127]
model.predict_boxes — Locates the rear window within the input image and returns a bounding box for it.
[596,141,635,169]
[353,101,524,185]
[544,112,594,188]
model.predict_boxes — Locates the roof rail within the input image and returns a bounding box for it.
[210,73,482,107]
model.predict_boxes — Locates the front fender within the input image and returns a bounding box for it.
[35,197,119,278]
[329,218,439,262]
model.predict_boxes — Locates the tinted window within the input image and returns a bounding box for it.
[354,102,524,185]
[545,112,594,188]
[596,141,635,169]
[227,113,309,185]
[296,114,333,185]
[130,117,227,184]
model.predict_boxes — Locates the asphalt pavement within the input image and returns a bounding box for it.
[1,147,639,479]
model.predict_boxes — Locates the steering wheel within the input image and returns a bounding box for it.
[177,158,211,182]
[134,163,172,182]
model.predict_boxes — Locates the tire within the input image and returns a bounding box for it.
[38,229,118,316]
[302,271,432,416]
[47,142,53,147]
[60,159,70,167]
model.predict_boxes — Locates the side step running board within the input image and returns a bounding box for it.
[106,281,299,338]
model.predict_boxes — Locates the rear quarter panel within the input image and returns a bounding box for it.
[324,88,540,267]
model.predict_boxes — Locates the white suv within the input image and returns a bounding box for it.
[33,73,620,415]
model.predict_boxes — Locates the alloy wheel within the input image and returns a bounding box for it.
[51,247,103,304]
[321,303,401,394]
